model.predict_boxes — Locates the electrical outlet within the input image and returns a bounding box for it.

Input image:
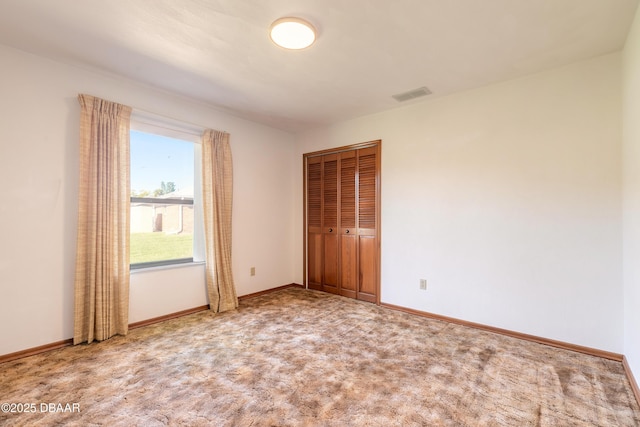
[250,267,256,276]
[419,279,427,290]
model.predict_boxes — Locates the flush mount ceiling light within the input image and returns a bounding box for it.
[269,17,316,50]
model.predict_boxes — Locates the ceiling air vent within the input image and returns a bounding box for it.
[392,86,432,102]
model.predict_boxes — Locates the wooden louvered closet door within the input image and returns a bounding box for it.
[304,140,380,304]
[306,156,322,290]
[339,150,357,299]
[355,147,378,303]
[322,154,339,294]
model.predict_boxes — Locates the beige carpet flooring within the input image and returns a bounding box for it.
[1,288,639,426]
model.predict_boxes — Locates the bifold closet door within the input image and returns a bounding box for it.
[307,156,322,291]
[356,146,378,303]
[322,154,339,294]
[306,153,339,294]
[339,150,357,299]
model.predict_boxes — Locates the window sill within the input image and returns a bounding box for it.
[130,261,205,275]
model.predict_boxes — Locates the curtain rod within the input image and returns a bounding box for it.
[131,106,227,136]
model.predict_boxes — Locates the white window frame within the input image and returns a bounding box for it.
[129,110,205,271]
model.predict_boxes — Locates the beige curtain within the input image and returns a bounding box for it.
[73,94,132,345]
[201,129,238,312]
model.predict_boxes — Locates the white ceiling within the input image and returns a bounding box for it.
[0,0,638,133]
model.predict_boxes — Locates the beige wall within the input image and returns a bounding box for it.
[295,53,623,352]
[623,4,640,384]
[0,44,297,355]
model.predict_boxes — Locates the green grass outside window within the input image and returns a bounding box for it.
[130,232,193,264]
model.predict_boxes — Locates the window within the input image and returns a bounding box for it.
[129,115,204,269]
